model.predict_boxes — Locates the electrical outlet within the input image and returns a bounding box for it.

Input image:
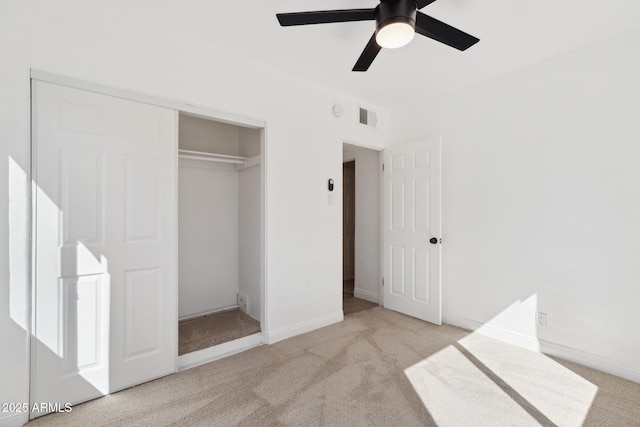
[237,293,248,314]
[536,312,547,328]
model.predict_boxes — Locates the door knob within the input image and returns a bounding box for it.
[429,237,439,245]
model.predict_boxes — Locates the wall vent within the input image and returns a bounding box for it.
[359,107,378,128]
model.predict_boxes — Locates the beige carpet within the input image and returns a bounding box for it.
[179,309,260,355]
[28,307,640,426]
[343,295,378,316]
[342,279,378,315]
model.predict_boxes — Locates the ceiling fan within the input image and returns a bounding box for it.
[276,0,479,72]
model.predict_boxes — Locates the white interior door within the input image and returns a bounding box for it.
[31,81,177,416]
[383,139,441,324]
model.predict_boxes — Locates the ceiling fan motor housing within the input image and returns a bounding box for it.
[375,0,417,33]
[276,0,479,71]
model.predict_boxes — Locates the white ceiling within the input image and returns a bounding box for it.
[136,0,640,109]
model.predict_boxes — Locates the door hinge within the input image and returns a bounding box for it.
[382,278,384,287]
[382,163,384,172]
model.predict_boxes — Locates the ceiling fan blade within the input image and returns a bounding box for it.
[277,9,375,26]
[416,0,438,10]
[415,12,479,51]
[352,33,382,72]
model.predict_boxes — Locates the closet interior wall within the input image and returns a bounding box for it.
[178,114,261,321]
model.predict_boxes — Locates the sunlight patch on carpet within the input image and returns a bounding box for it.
[405,334,598,426]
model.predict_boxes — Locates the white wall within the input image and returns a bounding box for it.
[343,144,381,303]
[178,161,240,319]
[392,28,640,381]
[238,128,261,158]
[239,163,261,320]
[0,1,389,423]
[179,114,241,155]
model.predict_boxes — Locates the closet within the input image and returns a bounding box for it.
[31,76,266,417]
[177,114,262,356]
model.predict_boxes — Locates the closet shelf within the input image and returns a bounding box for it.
[178,149,247,165]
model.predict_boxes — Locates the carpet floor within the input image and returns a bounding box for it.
[179,310,261,355]
[342,279,377,316]
[343,295,378,316]
[27,307,640,426]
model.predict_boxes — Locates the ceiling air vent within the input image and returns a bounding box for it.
[359,107,377,128]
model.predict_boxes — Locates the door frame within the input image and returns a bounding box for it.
[342,140,385,306]
[342,138,443,313]
[29,70,269,395]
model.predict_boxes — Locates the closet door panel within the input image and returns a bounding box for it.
[109,95,177,392]
[32,82,112,416]
[124,155,161,243]
[32,80,177,417]
[60,148,105,245]
[123,268,161,359]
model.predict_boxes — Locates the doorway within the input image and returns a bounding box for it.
[342,139,442,323]
[177,114,263,363]
[342,143,381,315]
[343,160,355,298]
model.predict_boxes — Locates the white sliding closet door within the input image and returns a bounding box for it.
[32,81,177,416]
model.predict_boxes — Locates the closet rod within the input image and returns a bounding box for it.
[178,154,246,165]
[178,149,246,161]
[178,149,247,165]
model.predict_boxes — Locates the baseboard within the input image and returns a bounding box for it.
[445,315,640,384]
[539,339,640,384]
[178,333,262,371]
[0,411,28,427]
[354,287,379,303]
[265,311,344,344]
[448,316,541,352]
[178,305,240,322]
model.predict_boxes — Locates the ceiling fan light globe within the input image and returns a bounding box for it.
[375,22,415,49]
